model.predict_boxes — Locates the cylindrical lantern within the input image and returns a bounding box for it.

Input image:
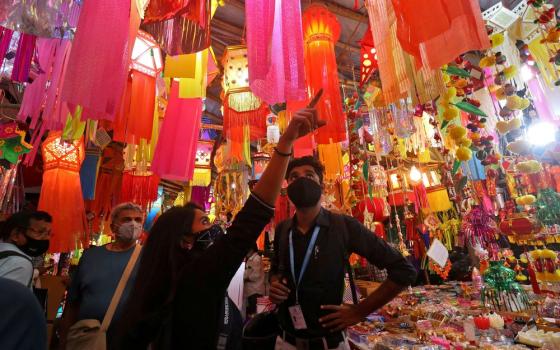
[499,214,542,239]
[302,4,346,144]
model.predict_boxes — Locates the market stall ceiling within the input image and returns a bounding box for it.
[204,0,532,126]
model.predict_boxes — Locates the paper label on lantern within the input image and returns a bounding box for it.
[427,239,448,268]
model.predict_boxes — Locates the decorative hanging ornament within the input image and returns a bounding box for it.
[302,4,346,144]
[143,0,215,55]
[245,0,306,104]
[222,45,261,113]
[359,25,378,87]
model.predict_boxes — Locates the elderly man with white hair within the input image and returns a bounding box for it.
[58,202,144,350]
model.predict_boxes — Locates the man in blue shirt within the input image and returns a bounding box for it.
[58,202,144,349]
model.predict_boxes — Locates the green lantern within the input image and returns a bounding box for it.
[481,261,529,312]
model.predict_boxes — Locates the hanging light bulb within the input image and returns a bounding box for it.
[409,165,422,184]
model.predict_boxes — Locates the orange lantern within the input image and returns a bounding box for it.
[114,31,162,144]
[302,4,346,144]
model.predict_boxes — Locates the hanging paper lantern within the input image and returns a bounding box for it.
[419,165,452,213]
[251,152,271,181]
[222,45,267,164]
[120,171,160,210]
[143,0,214,55]
[192,140,214,187]
[130,30,163,77]
[222,45,262,113]
[114,30,163,144]
[387,167,416,206]
[499,214,542,239]
[302,4,346,144]
[359,25,378,87]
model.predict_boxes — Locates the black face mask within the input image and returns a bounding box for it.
[287,177,322,209]
[20,235,49,257]
[191,224,225,252]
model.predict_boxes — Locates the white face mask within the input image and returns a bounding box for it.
[116,221,143,242]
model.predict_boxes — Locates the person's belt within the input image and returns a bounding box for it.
[282,330,343,350]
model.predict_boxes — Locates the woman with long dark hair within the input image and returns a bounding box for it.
[118,108,323,349]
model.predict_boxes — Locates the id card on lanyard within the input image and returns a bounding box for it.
[288,226,320,330]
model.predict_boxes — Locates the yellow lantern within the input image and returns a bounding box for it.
[222,45,261,112]
[422,165,451,212]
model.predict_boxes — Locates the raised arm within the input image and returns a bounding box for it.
[252,108,324,206]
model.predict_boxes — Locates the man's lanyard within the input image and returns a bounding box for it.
[289,226,320,304]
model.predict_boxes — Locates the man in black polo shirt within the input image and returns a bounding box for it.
[270,156,417,350]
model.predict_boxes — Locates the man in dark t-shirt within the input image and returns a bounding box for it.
[58,202,144,349]
[270,157,417,350]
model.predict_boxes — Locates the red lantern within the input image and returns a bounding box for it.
[352,198,388,222]
[359,26,378,87]
[499,214,542,239]
[302,4,346,144]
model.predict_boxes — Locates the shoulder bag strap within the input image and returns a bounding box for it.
[0,251,34,288]
[332,214,359,305]
[100,244,142,331]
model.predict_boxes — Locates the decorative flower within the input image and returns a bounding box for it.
[13,146,22,153]
[443,106,459,121]
[0,140,5,147]
[456,147,472,161]
[490,33,505,48]
[479,56,496,68]
[503,65,518,80]
[449,126,467,140]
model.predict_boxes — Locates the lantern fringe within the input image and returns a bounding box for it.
[426,187,452,213]
[227,91,262,113]
[120,171,160,210]
[191,168,211,187]
[365,0,410,104]
[143,0,211,55]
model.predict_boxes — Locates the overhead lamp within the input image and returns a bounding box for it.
[527,122,557,146]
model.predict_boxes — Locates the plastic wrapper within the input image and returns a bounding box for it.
[0,0,81,38]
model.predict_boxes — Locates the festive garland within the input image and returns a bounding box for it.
[429,259,452,280]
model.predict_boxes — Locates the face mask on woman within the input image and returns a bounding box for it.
[190,224,225,252]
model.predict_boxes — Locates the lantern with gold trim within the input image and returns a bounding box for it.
[221,45,267,164]
[222,45,261,113]
[192,140,214,187]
